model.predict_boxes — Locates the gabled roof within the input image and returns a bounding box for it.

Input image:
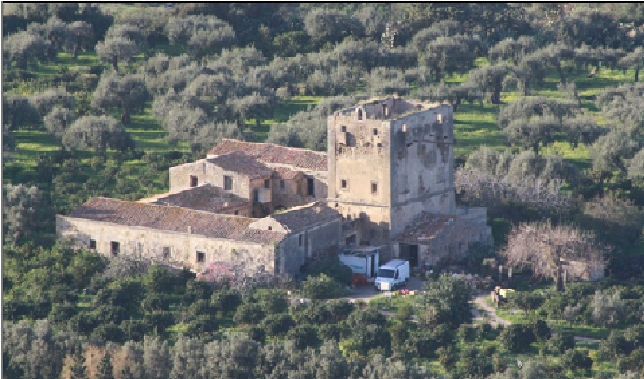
[392,213,457,244]
[67,197,257,240]
[207,151,274,179]
[150,184,249,213]
[270,202,341,233]
[208,139,328,171]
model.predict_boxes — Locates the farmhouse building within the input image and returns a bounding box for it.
[57,97,493,279]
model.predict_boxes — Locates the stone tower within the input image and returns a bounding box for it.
[327,97,456,253]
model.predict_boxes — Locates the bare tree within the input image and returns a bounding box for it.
[502,221,610,290]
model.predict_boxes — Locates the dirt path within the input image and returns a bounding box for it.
[470,292,600,343]
[341,281,600,343]
[471,292,510,327]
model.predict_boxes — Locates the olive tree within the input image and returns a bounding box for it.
[588,130,640,173]
[3,184,52,246]
[96,24,146,72]
[166,15,236,59]
[417,83,483,112]
[3,30,48,69]
[29,88,76,117]
[2,94,41,131]
[618,47,644,82]
[488,36,538,66]
[303,8,364,45]
[466,63,509,104]
[92,73,149,124]
[63,115,133,159]
[44,107,76,139]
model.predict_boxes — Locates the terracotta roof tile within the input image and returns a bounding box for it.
[239,229,286,244]
[208,139,327,171]
[207,151,273,179]
[270,202,341,233]
[151,184,249,213]
[68,198,254,240]
[392,213,457,244]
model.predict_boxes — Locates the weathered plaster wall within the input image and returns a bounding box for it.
[394,216,492,267]
[278,218,342,275]
[328,100,456,251]
[56,215,277,276]
[170,160,274,202]
[389,105,455,234]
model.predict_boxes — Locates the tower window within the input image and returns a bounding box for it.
[341,179,348,189]
[373,128,378,136]
[190,175,198,187]
[299,234,303,246]
[264,179,270,188]
[89,239,97,250]
[280,179,285,189]
[371,182,378,194]
[196,251,205,263]
[437,114,443,123]
[357,109,363,120]
[341,125,347,132]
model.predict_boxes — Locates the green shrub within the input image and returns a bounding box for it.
[302,274,347,300]
[233,302,265,325]
[499,324,535,353]
[286,324,320,350]
[304,256,352,285]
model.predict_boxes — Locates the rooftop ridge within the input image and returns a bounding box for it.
[207,139,327,171]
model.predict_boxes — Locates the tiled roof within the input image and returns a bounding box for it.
[270,202,341,233]
[240,229,286,244]
[272,166,303,180]
[208,139,328,171]
[151,184,249,213]
[207,151,273,179]
[68,198,255,240]
[392,213,457,244]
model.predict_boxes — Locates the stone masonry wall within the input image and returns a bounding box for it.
[56,216,277,276]
[389,104,456,234]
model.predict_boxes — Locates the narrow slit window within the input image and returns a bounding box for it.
[341,179,348,189]
[190,175,198,187]
[373,128,378,136]
[224,175,232,190]
[280,180,285,189]
[264,179,270,188]
[371,182,378,194]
